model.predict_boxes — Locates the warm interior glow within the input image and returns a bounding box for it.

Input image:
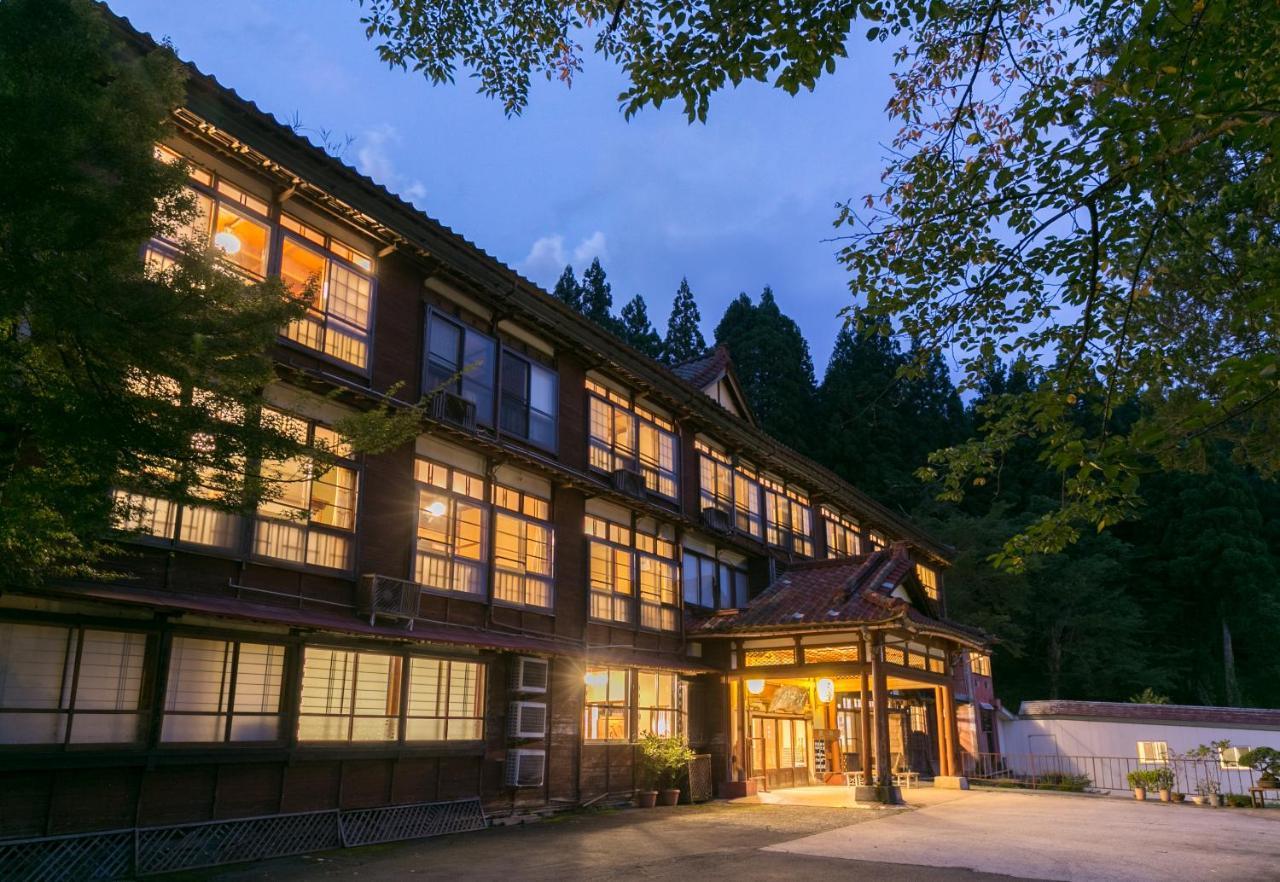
[817,678,835,703]
[745,678,765,695]
[424,500,447,517]
[213,229,242,255]
[584,670,609,688]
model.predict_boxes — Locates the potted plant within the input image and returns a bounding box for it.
[1127,769,1152,800]
[1238,747,1280,789]
[639,733,695,807]
[1152,767,1175,802]
[1195,778,1222,807]
[1186,741,1229,806]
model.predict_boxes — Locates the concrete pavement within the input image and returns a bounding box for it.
[767,787,1280,881]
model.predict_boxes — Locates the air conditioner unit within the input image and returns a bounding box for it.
[510,656,549,694]
[505,748,545,788]
[610,467,646,499]
[357,574,419,629]
[429,390,478,431]
[700,507,732,532]
[508,701,548,739]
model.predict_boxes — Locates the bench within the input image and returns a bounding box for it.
[1249,786,1280,808]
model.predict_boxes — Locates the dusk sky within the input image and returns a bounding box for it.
[112,0,901,372]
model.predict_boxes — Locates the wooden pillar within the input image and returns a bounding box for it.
[870,636,891,790]
[859,666,872,781]
[942,682,963,777]
[934,686,952,776]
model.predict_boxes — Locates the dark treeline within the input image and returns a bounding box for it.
[553,261,1280,711]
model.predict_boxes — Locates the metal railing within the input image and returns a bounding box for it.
[965,752,1263,796]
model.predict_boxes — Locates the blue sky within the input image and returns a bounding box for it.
[112,1,901,373]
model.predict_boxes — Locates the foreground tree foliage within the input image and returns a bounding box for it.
[0,0,411,588]
[358,0,1280,571]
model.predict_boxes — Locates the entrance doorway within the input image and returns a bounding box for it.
[750,716,811,789]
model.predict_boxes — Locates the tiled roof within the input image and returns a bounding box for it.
[672,346,731,388]
[688,544,987,645]
[1017,700,1280,729]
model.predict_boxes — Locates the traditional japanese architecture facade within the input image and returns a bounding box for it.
[0,9,990,854]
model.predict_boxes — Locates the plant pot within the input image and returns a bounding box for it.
[1158,789,1171,802]
[1132,787,1146,801]
[1208,794,1222,807]
[658,788,680,806]
[1190,795,1207,806]
[1171,793,1185,803]
[637,790,658,808]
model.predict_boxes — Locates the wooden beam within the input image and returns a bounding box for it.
[871,634,891,792]
[859,658,873,783]
[943,683,963,778]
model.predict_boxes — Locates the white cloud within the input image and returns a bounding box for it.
[521,231,608,284]
[354,124,428,207]
[572,230,608,265]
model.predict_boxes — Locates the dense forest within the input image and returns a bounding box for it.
[550,261,1280,711]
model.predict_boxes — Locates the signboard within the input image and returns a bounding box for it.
[767,685,809,715]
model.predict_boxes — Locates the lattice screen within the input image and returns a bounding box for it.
[0,830,133,882]
[743,648,796,666]
[883,646,906,666]
[802,645,859,664]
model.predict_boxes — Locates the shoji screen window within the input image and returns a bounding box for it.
[696,440,733,514]
[297,647,401,743]
[279,215,375,370]
[405,657,485,741]
[415,458,488,596]
[822,506,862,559]
[586,379,678,499]
[636,521,680,632]
[732,461,764,539]
[492,484,553,609]
[161,637,285,743]
[586,515,635,625]
[0,623,147,745]
[255,410,358,571]
[762,475,814,556]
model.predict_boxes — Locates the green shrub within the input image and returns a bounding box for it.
[637,734,695,790]
[1151,768,1175,790]
[1038,772,1092,792]
[1127,769,1161,789]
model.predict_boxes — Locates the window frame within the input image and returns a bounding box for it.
[821,505,862,559]
[586,379,680,501]
[498,348,558,451]
[586,514,681,632]
[159,634,288,746]
[681,548,749,611]
[413,456,489,598]
[252,409,360,574]
[582,666,685,744]
[761,474,813,557]
[491,483,555,611]
[1137,740,1171,764]
[423,308,498,427]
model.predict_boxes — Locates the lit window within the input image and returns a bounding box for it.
[822,506,861,559]
[405,657,485,742]
[499,350,557,449]
[968,652,991,677]
[586,515,635,625]
[0,623,147,745]
[637,671,683,737]
[492,484,553,609]
[154,166,271,280]
[583,667,631,742]
[586,515,679,631]
[762,474,813,556]
[586,379,678,499]
[1137,741,1170,764]
[743,648,796,667]
[161,637,285,743]
[915,563,940,600]
[297,647,400,742]
[867,529,887,550]
[697,441,734,514]
[254,409,358,571]
[415,458,487,596]
[424,311,496,425]
[637,523,679,631]
[280,215,375,370]
[733,463,764,538]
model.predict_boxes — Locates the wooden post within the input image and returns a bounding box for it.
[859,664,873,782]
[871,635,891,793]
[934,686,952,777]
[943,682,963,778]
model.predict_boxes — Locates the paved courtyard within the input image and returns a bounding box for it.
[170,787,1279,882]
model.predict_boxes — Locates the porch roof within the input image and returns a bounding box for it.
[687,545,988,648]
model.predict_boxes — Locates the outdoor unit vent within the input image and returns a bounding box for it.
[505,749,546,788]
[508,701,548,739]
[700,507,732,533]
[509,656,549,694]
[357,574,419,629]
[430,391,478,431]
[611,467,646,499]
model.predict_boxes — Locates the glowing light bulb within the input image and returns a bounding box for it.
[213,229,242,255]
[746,679,765,695]
[424,500,447,517]
[817,678,835,703]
